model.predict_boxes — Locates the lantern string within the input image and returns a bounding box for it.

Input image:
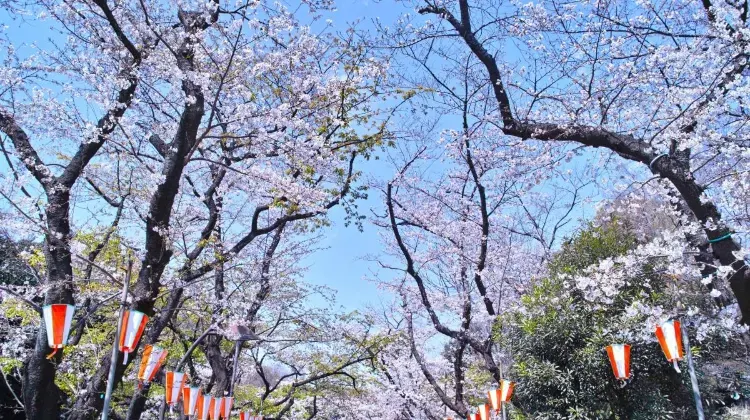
[46,347,59,360]
[123,351,128,365]
[672,359,681,373]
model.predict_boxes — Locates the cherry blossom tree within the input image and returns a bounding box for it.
[350,0,750,416]
[356,127,587,418]
[379,0,750,324]
[0,0,386,418]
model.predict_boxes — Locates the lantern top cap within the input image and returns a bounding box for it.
[228,324,261,341]
[43,303,75,308]
[127,309,148,315]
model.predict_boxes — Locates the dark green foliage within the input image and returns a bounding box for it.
[501,221,746,419]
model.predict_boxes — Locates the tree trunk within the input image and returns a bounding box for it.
[23,191,75,420]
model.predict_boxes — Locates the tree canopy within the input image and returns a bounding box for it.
[1,0,750,419]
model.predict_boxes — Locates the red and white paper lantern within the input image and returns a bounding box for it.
[220,396,233,418]
[478,404,491,420]
[605,344,631,380]
[209,396,223,420]
[240,413,263,420]
[499,380,514,402]
[466,414,480,420]
[137,345,167,385]
[655,320,684,372]
[488,388,501,412]
[183,386,201,416]
[119,310,148,364]
[42,304,75,359]
[197,395,211,420]
[165,371,186,408]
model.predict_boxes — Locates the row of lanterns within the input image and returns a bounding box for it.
[463,380,515,420]
[449,319,688,420]
[41,304,689,418]
[606,319,685,380]
[43,304,263,419]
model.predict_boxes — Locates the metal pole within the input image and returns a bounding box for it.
[229,341,241,395]
[102,259,132,420]
[681,321,705,420]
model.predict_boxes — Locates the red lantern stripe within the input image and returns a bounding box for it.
[197,395,211,420]
[183,386,201,416]
[209,396,223,420]
[674,321,684,360]
[221,396,233,418]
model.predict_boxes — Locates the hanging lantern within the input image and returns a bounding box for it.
[499,380,514,402]
[605,344,631,380]
[208,396,223,420]
[165,371,186,408]
[655,320,684,372]
[240,413,262,420]
[478,404,490,420]
[197,395,211,420]
[119,310,148,364]
[183,386,201,416]
[488,389,501,412]
[220,396,233,419]
[137,345,168,385]
[42,304,75,359]
[466,413,480,420]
